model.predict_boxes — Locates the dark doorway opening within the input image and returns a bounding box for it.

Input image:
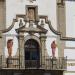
[24,39,40,68]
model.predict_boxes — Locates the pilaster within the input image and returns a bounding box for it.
[56,0,66,36]
[56,0,66,57]
[0,0,6,56]
[40,33,47,68]
[18,33,25,68]
[0,0,6,30]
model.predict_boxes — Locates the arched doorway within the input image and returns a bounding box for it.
[24,39,40,68]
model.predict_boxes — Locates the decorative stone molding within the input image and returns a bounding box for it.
[2,19,16,33]
[24,35,41,47]
[1,5,75,41]
[39,15,48,23]
[57,0,64,5]
[1,19,75,41]
[1,14,25,33]
[26,5,39,22]
[0,0,5,2]
[26,5,38,21]
[48,20,75,41]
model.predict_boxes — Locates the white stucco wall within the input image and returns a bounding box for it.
[65,1,75,48]
[4,1,75,74]
[5,0,57,57]
[64,1,75,75]
[6,0,57,29]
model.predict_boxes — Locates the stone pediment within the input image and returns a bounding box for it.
[15,25,48,34]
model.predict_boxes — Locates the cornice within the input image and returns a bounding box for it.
[48,20,75,41]
[1,4,75,41]
[57,0,65,6]
[0,0,5,2]
[2,14,25,33]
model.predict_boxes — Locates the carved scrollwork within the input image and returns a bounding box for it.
[48,20,75,41]
[1,4,75,41]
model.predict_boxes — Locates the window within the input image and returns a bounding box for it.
[25,39,40,68]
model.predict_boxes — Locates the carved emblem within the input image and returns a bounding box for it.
[28,8,35,20]
[26,5,38,21]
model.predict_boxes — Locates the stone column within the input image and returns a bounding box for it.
[0,0,6,30]
[0,0,6,55]
[40,33,47,68]
[18,33,25,68]
[56,0,66,57]
[0,0,6,67]
[56,0,66,36]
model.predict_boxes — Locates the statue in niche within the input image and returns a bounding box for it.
[7,39,13,57]
[28,8,35,21]
[51,40,57,58]
[19,19,23,27]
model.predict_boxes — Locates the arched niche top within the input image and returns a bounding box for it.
[24,35,41,48]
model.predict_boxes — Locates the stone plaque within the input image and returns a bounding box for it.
[28,8,35,20]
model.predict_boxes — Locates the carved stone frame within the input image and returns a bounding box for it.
[26,5,39,21]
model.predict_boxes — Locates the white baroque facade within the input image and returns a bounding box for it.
[0,0,75,75]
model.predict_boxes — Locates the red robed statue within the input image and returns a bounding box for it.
[7,39,13,57]
[51,40,57,58]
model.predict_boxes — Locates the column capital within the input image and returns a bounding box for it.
[40,34,47,41]
[57,0,65,6]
